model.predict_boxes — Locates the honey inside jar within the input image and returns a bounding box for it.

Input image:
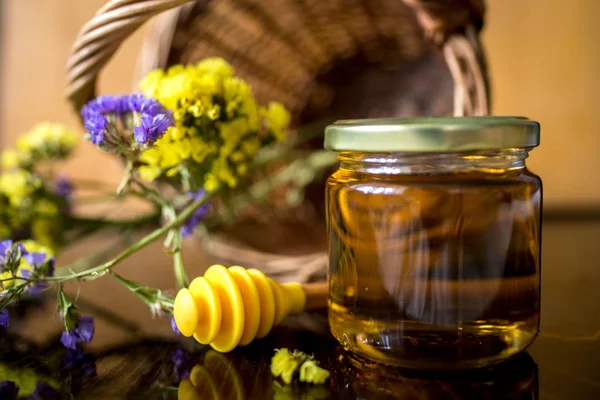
[325,118,542,370]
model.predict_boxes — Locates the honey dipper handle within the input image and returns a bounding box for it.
[301,282,329,310]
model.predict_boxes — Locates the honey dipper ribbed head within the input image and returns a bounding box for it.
[173,265,306,352]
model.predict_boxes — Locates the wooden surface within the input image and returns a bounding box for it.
[0,218,599,399]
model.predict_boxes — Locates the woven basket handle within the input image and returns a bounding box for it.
[65,0,195,113]
[66,0,488,116]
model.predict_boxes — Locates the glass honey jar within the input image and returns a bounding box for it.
[325,117,542,370]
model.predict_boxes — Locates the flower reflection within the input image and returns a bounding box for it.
[62,348,97,379]
[0,381,18,399]
[29,381,61,400]
[171,346,195,381]
[0,342,97,399]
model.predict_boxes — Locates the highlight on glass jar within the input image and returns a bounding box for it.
[324,117,542,370]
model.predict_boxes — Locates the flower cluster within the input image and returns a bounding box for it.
[138,58,291,192]
[0,168,70,250]
[0,240,55,327]
[0,56,305,358]
[0,372,60,400]
[0,240,54,288]
[81,94,174,152]
[271,348,330,385]
[0,124,75,250]
[1,123,79,170]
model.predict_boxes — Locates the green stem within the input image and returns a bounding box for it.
[207,150,337,227]
[46,192,212,282]
[56,232,135,277]
[173,246,187,289]
[117,159,135,194]
[172,229,188,289]
[132,181,172,211]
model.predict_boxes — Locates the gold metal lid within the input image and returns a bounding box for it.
[324,117,540,152]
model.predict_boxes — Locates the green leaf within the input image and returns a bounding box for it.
[57,285,77,331]
[37,258,54,276]
[5,243,23,274]
[112,273,165,314]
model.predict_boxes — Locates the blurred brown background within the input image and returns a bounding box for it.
[0,0,599,209]
[0,4,598,379]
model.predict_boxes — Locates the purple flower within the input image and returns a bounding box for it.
[83,112,108,145]
[118,93,146,113]
[20,252,53,295]
[0,240,12,269]
[0,381,18,399]
[0,309,9,327]
[83,95,119,116]
[82,94,172,148]
[28,382,60,400]
[55,175,74,215]
[81,95,121,146]
[170,316,180,335]
[180,189,211,238]
[132,96,173,145]
[54,175,73,198]
[24,252,46,266]
[60,316,95,350]
[133,112,173,145]
[0,240,12,257]
[20,270,47,296]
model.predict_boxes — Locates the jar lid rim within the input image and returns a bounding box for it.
[324,116,540,152]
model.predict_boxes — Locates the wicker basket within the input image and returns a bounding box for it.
[65,0,489,283]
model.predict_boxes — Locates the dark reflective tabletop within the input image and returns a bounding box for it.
[1,218,599,399]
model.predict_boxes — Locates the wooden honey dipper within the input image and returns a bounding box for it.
[173,265,329,352]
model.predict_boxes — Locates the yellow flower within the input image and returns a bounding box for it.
[138,57,291,191]
[34,199,59,216]
[16,122,79,160]
[241,138,261,157]
[0,169,40,206]
[196,57,234,78]
[0,223,10,239]
[31,218,57,249]
[236,163,248,176]
[0,269,15,288]
[262,102,291,142]
[203,173,220,192]
[21,239,54,256]
[137,165,162,182]
[138,69,165,99]
[271,349,308,385]
[1,240,54,289]
[1,149,30,169]
[223,77,259,130]
[299,359,330,384]
[271,349,330,385]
